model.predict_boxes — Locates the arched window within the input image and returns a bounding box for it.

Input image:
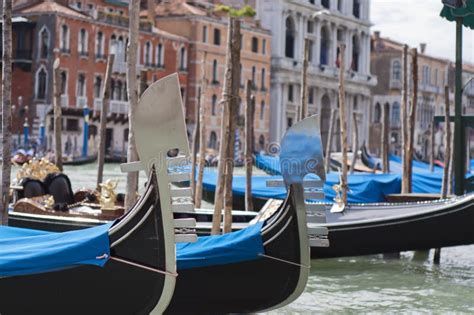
[251,37,258,53]
[179,46,187,70]
[288,84,294,102]
[77,73,86,97]
[211,94,217,116]
[259,135,265,151]
[116,80,123,100]
[374,103,381,123]
[96,31,104,58]
[209,131,217,149]
[39,28,49,59]
[392,60,401,81]
[109,34,117,55]
[60,25,69,52]
[212,59,218,83]
[261,68,266,90]
[391,102,400,125]
[285,17,295,58]
[110,79,116,100]
[78,28,88,55]
[36,67,47,99]
[94,76,102,99]
[60,71,67,95]
[321,0,330,9]
[144,41,152,66]
[214,29,221,45]
[352,35,360,72]
[260,101,265,120]
[156,43,164,67]
[320,27,329,66]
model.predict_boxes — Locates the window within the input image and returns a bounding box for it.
[179,46,187,71]
[422,65,431,85]
[391,102,400,125]
[94,76,102,98]
[288,85,294,102]
[259,135,265,151]
[240,63,244,87]
[285,17,295,59]
[351,35,360,72]
[251,37,258,53]
[287,117,293,128]
[78,28,88,56]
[66,119,79,132]
[307,21,314,34]
[320,27,329,66]
[308,40,313,62]
[211,94,217,116]
[156,43,164,67]
[60,71,67,95]
[77,73,86,97]
[252,66,256,89]
[212,59,218,83]
[260,101,265,120]
[39,27,49,59]
[392,60,401,81]
[374,103,381,123]
[209,131,217,149]
[261,68,266,90]
[60,25,69,53]
[96,31,104,58]
[309,0,315,4]
[434,68,439,86]
[353,0,361,18]
[308,87,314,104]
[144,41,152,66]
[321,0,330,9]
[202,26,208,43]
[337,0,343,11]
[116,80,123,100]
[109,34,117,55]
[262,39,266,55]
[214,28,221,45]
[36,67,47,99]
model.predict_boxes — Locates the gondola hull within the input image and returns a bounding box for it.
[0,176,174,315]
[312,196,474,258]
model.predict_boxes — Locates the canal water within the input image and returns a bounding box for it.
[19,164,474,313]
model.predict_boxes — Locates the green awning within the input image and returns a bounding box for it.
[440,0,474,29]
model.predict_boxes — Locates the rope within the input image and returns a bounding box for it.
[259,253,310,269]
[96,254,178,277]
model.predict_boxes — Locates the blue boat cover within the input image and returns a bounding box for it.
[176,222,264,270]
[0,223,112,277]
[201,168,400,203]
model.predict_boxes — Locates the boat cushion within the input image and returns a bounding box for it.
[0,222,112,277]
[176,221,264,270]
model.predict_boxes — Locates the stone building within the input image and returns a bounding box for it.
[154,0,272,154]
[371,33,451,159]
[255,0,376,151]
[3,0,188,159]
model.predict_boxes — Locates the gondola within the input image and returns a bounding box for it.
[62,154,97,166]
[0,168,177,314]
[7,74,329,313]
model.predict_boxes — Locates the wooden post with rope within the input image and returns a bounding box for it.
[53,59,63,172]
[300,38,309,121]
[96,54,114,189]
[195,53,208,208]
[338,43,348,204]
[325,109,337,173]
[401,44,409,193]
[350,112,359,174]
[406,48,418,193]
[381,102,390,173]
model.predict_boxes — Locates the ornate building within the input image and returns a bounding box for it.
[256,0,376,150]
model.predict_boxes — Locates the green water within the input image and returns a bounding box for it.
[14,164,473,313]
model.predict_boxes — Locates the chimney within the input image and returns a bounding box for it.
[420,43,427,54]
[374,31,380,40]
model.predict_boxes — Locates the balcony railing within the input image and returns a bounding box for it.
[61,95,69,107]
[110,100,128,114]
[77,96,87,108]
[94,98,103,111]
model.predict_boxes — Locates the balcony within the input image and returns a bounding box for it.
[113,61,127,74]
[94,98,103,111]
[389,80,402,90]
[110,100,128,114]
[61,95,69,107]
[77,96,87,108]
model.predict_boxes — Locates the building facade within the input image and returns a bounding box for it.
[5,0,188,158]
[256,0,376,151]
[154,0,272,154]
[370,33,452,159]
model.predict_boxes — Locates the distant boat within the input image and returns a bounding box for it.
[62,154,97,166]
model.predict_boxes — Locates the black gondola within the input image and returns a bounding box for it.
[0,169,177,314]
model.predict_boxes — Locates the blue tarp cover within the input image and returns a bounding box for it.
[176,222,264,270]
[0,223,112,277]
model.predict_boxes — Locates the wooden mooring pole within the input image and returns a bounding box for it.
[245,81,255,211]
[338,43,348,204]
[195,53,208,208]
[401,44,409,193]
[381,102,390,173]
[350,112,359,174]
[325,109,337,173]
[300,38,309,121]
[53,59,63,172]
